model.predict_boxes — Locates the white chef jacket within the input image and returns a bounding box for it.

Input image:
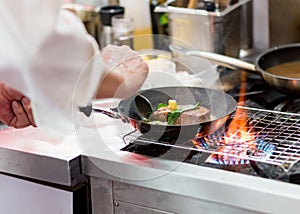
[0,0,104,137]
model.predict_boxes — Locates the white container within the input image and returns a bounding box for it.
[139,49,221,90]
[143,57,178,88]
[175,66,221,89]
[138,49,177,89]
[169,44,221,89]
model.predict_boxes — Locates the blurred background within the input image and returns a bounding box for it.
[63,0,300,90]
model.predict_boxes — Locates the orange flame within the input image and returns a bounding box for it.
[219,72,257,161]
[194,72,258,164]
[226,72,253,142]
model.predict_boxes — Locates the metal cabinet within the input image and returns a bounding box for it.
[90,177,260,214]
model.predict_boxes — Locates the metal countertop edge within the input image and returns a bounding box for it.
[0,147,84,187]
[81,153,300,214]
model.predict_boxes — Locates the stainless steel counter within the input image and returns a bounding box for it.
[1,99,300,213]
[80,117,300,214]
[0,98,127,187]
[80,100,300,214]
[0,126,84,186]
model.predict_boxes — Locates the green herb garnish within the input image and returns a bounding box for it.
[167,102,200,125]
[144,111,152,120]
[157,103,168,110]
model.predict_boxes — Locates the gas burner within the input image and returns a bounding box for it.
[251,160,300,184]
[122,133,195,162]
[274,99,300,114]
[225,73,288,110]
[122,107,300,183]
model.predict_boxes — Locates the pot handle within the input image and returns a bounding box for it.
[169,44,258,73]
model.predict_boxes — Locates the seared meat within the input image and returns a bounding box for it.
[149,105,210,125]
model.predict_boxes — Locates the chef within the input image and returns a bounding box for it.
[0,1,148,137]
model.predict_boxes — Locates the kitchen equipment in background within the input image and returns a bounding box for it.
[73,0,119,7]
[155,0,250,58]
[155,0,251,78]
[150,0,168,35]
[187,0,197,9]
[175,65,221,89]
[150,0,169,49]
[99,5,125,48]
[170,43,300,95]
[240,0,253,51]
[111,34,221,89]
[64,1,122,46]
[62,4,101,45]
[142,50,221,90]
[119,0,153,49]
[111,14,134,47]
[138,49,178,88]
[143,57,178,88]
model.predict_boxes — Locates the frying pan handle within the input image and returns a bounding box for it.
[92,106,129,123]
[79,105,129,123]
[92,106,123,119]
[169,44,258,73]
[188,50,257,73]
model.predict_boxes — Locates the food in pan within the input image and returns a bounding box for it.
[145,100,210,125]
[266,61,300,78]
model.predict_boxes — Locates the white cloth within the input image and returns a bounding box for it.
[0,0,104,137]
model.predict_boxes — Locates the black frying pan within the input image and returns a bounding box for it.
[170,43,300,95]
[88,87,237,142]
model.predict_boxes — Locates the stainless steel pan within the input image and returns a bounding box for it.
[170,43,300,95]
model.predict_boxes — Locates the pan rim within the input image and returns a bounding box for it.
[119,86,237,127]
[255,43,300,81]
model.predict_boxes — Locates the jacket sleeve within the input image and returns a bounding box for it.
[0,0,104,137]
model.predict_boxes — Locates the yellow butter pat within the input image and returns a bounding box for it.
[168,100,177,110]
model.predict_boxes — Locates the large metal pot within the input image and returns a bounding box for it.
[170,43,300,95]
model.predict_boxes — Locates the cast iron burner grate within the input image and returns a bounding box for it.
[122,106,300,173]
[275,99,300,114]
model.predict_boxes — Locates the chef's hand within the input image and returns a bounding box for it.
[96,45,149,99]
[0,83,35,128]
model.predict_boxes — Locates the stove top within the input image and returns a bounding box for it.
[121,69,300,184]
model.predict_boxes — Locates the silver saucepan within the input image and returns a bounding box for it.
[170,43,300,95]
